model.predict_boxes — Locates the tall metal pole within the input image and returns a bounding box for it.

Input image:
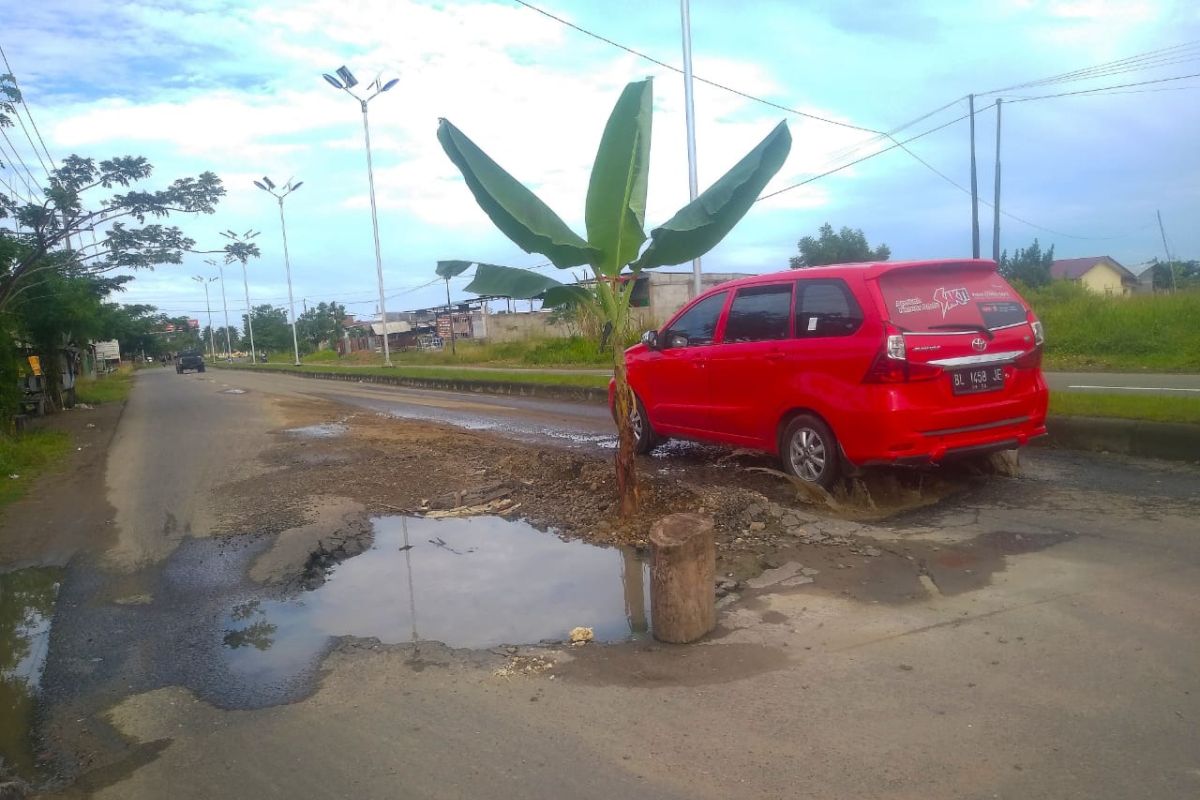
[680,0,702,297]
[444,278,456,355]
[217,263,232,360]
[204,281,216,361]
[276,197,302,365]
[992,98,1002,264]
[1156,209,1177,293]
[969,93,980,259]
[240,260,257,364]
[360,99,393,367]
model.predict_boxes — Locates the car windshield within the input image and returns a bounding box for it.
[878,267,1028,332]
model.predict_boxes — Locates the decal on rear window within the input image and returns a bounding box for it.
[878,268,1024,332]
[932,286,971,317]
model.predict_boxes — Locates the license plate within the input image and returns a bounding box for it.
[951,365,1005,395]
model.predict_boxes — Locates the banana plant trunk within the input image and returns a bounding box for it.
[612,351,639,518]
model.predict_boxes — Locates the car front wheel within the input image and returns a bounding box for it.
[781,414,839,488]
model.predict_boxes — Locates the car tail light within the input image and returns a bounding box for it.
[1028,311,1045,346]
[1013,346,1043,369]
[863,325,942,383]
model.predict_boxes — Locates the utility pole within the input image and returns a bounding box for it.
[680,0,702,297]
[969,94,980,259]
[992,98,1002,264]
[1156,209,1178,293]
[443,277,456,355]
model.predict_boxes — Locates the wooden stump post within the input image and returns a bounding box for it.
[650,513,715,643]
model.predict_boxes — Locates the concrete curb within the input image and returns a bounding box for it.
[1040,415,1200,463]
[212,365,1197,463]
[212,364,608,404]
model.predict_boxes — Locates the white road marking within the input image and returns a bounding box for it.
[1067,385,1200,393]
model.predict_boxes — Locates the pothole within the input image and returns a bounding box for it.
[219,516,650,685]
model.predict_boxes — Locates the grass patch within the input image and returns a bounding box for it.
[1023,283,1200,372]
[0,429,71,506]
[1050,391,1200,424]
[301,337,617,369]
[75,370,134,405]
[218,361,611,389]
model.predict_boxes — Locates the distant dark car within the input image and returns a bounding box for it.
[176,352,206,374]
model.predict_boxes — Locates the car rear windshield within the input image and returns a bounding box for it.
[877,267,1027,332]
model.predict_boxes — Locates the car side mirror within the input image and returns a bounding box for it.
[640,330,659,350]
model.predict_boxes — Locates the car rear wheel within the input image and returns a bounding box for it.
[781,414,839,488]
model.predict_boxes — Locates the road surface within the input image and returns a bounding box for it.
[11,368,1200,799]
[1044,371,1200,395]
[249,361,1200,396]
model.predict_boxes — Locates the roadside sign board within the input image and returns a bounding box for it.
[94,340,121,361]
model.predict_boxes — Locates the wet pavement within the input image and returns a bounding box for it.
[1,567,62,778]
[2,515,650,778]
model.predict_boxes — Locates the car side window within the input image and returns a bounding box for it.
[795,280,863,338]
[723,284,793,342]
[663,291,728,348]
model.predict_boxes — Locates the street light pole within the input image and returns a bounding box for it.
[680,0,702,297]
[324,65,399,367]
[192,275,219,361]
[254,177,304,365]
[205,259,233,361]
[220,229,261,364]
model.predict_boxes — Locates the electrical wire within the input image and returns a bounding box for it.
[1004,71,1200,104]
[756,105,982,202]
[0,126,42,196]
[979,40,1200,95]
[0,42,57,174]
[510,0,880,134]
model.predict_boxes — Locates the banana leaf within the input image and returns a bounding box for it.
[633,121,791,270]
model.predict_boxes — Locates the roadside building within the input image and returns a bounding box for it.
[1050,256,1138,295]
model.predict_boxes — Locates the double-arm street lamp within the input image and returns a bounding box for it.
[191,275,219,361]
[220,229,261,364]
[323,64,398,367]
[204,258,233,361]
[254,176,304,366]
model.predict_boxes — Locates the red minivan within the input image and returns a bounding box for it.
[611,259,1048,487]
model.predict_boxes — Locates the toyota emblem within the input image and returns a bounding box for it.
[971,337,988,352]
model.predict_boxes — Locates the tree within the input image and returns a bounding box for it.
[436,78,791,516]
[242,305,291,354]
[1146,258,1199,291]
[999,238,1054,287]
[295,301,348,352]
[789,223,890,268]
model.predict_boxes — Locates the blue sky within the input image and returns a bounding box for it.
[3,0,1198,322]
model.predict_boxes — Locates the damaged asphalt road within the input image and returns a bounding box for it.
[3,368,1199,800]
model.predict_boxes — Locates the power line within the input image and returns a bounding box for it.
[510,0,880,134]
[756,106,981,202]
[0,126,42,195]
[980,40,1200,95]
[1005,71,1200,104]
[0,42,56,174]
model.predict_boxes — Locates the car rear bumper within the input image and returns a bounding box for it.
[859,419,1047,466]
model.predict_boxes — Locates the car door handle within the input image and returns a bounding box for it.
[764,351,785,361]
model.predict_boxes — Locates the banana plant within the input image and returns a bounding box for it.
[438,78,791,517]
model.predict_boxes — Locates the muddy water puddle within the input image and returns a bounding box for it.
[220,516,650,684]
[1,566,62,778]
[284,422,347,439]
